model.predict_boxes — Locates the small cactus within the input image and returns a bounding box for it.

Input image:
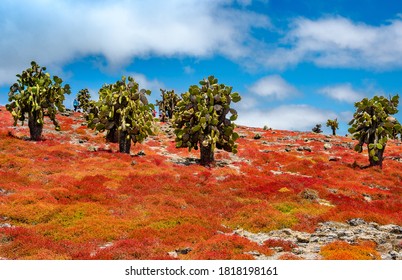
[156,89,180,122]
[77,89,92,113]
[312,124,322,134]
[326,118,339,136]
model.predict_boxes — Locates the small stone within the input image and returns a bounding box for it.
[88,146,98,152]
[299,189,319,200]
[389,251,400,260]
[292,248,304,255]
[282,229,293,235]
[254,133,262,140]
[368,222,379,229]
[296,233,310,243]
[168,251,178,258]
[246,251,261,256]
[329,156,341,162]
[303,146,312,152]
[363,194,372,202]
[324,143,332,150]
[377,243,393,253]
[312,246,321,253]
[347,218,366,226]
[379,225,402,234]
[176,247,192,255]
[272,247,284,252]
[0,223,12,228]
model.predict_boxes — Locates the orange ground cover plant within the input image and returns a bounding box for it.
[320,240,381,260]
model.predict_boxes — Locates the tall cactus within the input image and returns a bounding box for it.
[348,95,402,167]
[87,76,155,153]
[173,76,241,166]
[77,88,91,113]
[6,61,71,140]
[326,118,339,136]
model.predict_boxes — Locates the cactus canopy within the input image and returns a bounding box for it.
[6,61,71,140]
[87,76,155,153]
[312,124,322,134]
[156,89,180,122]
[348,95,402,167]
[77,88,91,113]
[173,75,241,166]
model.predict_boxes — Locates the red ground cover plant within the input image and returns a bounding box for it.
[183,234,274,260]
[0,106,401,259]
[263,238,298,252]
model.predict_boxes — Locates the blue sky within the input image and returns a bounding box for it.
[1,0,402,135]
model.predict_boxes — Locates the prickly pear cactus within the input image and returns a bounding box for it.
[156,89,180,121]
[326,118,339,136]
[312,124,322,134]
[87,76,155,153]
[6,61,71,140]
[77,88,91,113]
[348,95,402,167]
[173,75,241,166]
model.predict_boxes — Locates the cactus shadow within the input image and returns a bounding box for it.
[7,130,41,141]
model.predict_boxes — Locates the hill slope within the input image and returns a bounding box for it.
[0,106,401,260]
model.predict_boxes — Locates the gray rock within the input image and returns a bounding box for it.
[296,233,310,243]
[379,225,402,234]
[0,223,12,228]
[347,218,367,226]
[329,156,341,162]
[297,146,312,152]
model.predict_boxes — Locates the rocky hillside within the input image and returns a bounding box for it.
[0,106,401,260]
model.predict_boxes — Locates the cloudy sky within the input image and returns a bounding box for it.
[1,0,402,135]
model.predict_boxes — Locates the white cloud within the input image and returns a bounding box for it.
[236,95,257,110]
[262,16,402,70]
[248,75,299,99]
[128,73,165,97]
[318,83,364,103]
[0,0,270,85]
[237,104,336,131]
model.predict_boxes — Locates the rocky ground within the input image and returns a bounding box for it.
[233,218,402,260]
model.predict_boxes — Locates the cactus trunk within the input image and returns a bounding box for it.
[106,127,119,143]
[200,144,214,166]
[368,145,385,167]
[28,113,43,141]
[332,128,336,136]
[119,130,131,154]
